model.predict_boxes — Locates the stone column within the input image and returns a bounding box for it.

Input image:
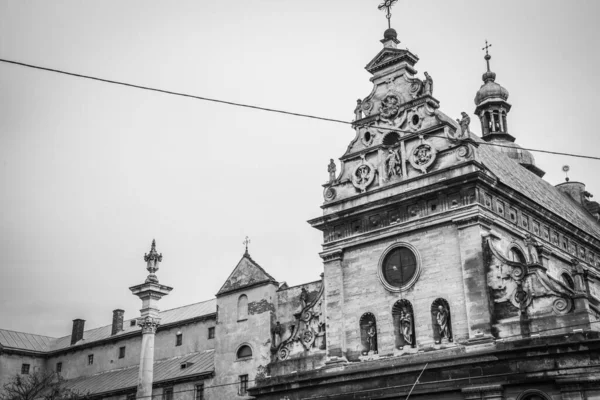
[130,240,173,400]
[320,249,346,363]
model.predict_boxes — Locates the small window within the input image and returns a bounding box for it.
[88,354,94,365]
[208,327,215,339]
[237,295,248,321]
[237,345,252,359]
[56,362,62,374]
[130,320,137,327]
[21,364,30,375]
[239,375,248,396]
[195,384,204,400]
[119,346,126,359]
[176,333,183,346]
[163,387,173,400]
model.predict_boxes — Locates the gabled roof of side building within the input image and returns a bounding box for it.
[0,299,216,354]
[216,252,278,296]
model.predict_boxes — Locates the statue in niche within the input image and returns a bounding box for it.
[431,299,453,344]
[366,322,377,353]
[456,112,470,137]
[524,234,541,264]
[354,99,363,120]
[400,309,413,347]
[423,72,433,96]
[384,148,402,179]
[327,159,336,183]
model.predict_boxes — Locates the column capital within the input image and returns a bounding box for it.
[320,249,343,263]
[138,316,161,334]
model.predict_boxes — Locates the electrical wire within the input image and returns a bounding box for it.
[1,58,600,162]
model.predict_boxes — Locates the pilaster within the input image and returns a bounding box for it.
[320,249,346,363]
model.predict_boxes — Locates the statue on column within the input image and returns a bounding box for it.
[354,99,363,120]
[456,112,470,137]
[327,159,336,183]
[423,72,433,96]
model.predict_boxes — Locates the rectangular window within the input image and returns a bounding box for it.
[88,354,94,365]
[175,333,182,346]
[208,327,215,339]
[119,346,126,359]
[163,387,173,400]
[130,320,137,327]
[21,364,30,375]
[56,362,62,374]
[195,384,204,400]
[239,375,248,396]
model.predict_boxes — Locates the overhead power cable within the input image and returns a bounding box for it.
[1,58,599,161]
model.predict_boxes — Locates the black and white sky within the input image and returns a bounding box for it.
[1,0,599,337]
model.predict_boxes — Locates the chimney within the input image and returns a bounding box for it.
[111,309,124,335]
[71,319,85,345]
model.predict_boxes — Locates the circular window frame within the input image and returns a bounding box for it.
[377,242,422,293]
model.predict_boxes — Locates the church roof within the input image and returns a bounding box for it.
[0,299,216,354]
[474,133,600,240]
[216,252,278,296]
[62,350,214,397]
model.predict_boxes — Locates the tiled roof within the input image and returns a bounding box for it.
[63,350,214,396]
[0,329,56,352]
[0,299,216,353]
[474,134,600,240]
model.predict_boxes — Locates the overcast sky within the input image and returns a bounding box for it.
[1,0,599,338]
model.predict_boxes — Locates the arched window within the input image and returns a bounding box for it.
[236,345,252,359]
[431,298,453,344]
[237,295,248,321]
[508,247,526,264]
[359,313,378,355]
[392,300,415,349]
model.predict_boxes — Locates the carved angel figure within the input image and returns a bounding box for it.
[327,159,336,183]
[456,112,470,137]
[384,149,402,179]
[423,72,433,96]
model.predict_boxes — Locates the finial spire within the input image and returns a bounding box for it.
[378,0,398,29]
[243,236,251,255]
[482,40,492,72]
[144,239,163,282]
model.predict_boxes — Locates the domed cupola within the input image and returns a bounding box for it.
[474,41,545,178]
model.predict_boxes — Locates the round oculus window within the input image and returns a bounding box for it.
[381,247,418,289]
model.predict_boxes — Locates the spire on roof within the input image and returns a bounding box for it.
[243,236,251,256]
[378,0,400,48]
[144,239,162,282]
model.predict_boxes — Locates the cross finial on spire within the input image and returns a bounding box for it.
[243,236,251,255]
[378,0,398,29]
[482,40,492,72]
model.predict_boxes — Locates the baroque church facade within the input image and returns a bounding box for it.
[2,16,600,400]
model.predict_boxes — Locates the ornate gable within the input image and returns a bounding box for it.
[216,253,277,296]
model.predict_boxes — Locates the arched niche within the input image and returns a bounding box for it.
[431,298,453,344]
[359,312,378,355]
[508,245,527,264]
[392,299,415,349]
[237,294,248,321]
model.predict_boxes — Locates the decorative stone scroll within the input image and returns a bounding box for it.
[273,283,325,361]
[409,136,437,174]
[351,156,376,193]
[485,235,575,315]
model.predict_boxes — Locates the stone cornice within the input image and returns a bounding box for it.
[319,250,343,263]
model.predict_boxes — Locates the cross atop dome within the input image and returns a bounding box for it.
[378,0,398,29]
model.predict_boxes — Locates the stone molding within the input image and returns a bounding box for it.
[461,384,503,400]
[320,250,343,263]
[453,214,493,230]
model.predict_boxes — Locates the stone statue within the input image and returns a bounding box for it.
[272,321,283,347]
[423,72,433,96]
[400,309,413,346]
[327,159,336,183]
[299,287,309,310]
[456,112,470,137]
[354,99,363,120]
[435,305,450,341]
[366,321,377,353]
[525,234,540,264]
[384,148,401,179]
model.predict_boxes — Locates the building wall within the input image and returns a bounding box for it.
[212,283,277,399]
[45,318,216,380]
[0,352,46,384]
